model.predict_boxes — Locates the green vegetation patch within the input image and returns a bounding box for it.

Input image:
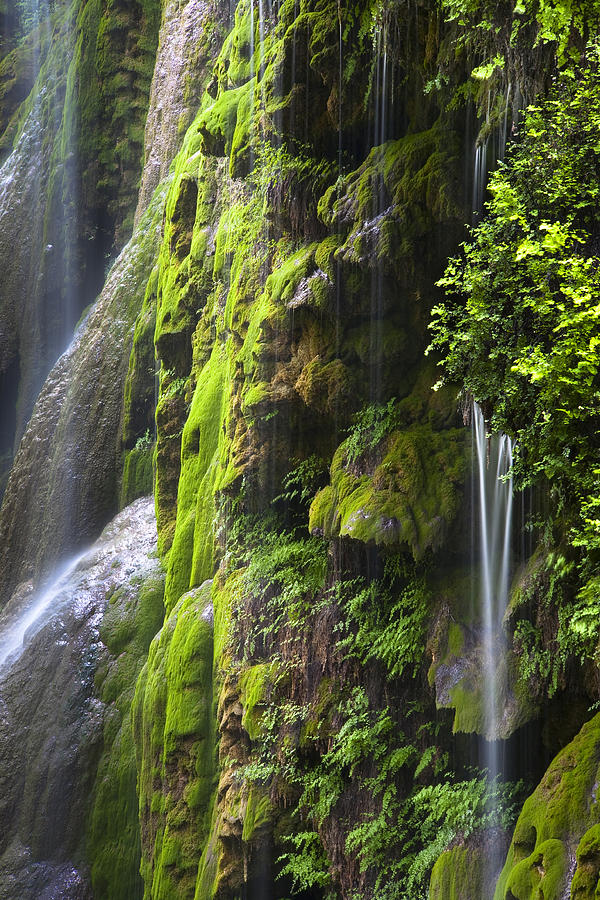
[133,580,216,900]
[495,713,600,900]
[310,422,465,559]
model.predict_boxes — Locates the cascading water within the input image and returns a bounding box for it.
[0,0,79,460]
[474,403,513,741]
[367,15,390,404]
[473,403,514,887]
[0,552,85,671]
[472,140,488,220]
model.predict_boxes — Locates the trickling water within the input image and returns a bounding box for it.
[499,82,512,162]
[473,403,513,889]
[0,0,80,451]
[249,0,256,171]
[474,403,513,740]
[368,18,390,404]
[258,0,265,78]
[472,141,488,219]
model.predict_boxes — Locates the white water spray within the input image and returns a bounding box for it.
[0,497,157,673]
[0,553,86,671]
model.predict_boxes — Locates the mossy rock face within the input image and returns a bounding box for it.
[318,124,463,279]
[133,580,216,900]
[495,714,600,900]
[0,28,39,157]
[89,565,166,900]
[428,597,538,740]
[121,447,154,508]
[310,421,466,560]
[135,0,230,219]
[151,0,465,577]
[430,829,511,900]
[122,265,159,455]
[145,1,473,896]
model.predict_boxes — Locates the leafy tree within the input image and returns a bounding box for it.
[429,43,600,634]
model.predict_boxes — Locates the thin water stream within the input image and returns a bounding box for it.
[473,403,513,890]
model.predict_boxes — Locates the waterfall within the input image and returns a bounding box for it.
[472,140,488,219]
[0,0,79,456]
[474,404,513,739]
[368,17,390,404]
[473,403,513,888]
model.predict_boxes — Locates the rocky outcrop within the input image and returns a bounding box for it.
[495,714,600,900]
[135,0,230,222]
[0,497,161,900]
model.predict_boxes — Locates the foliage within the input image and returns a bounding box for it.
[161,369,187,400]
[277,687,522,900]
[431,0,600,144]
[344,398,401,463]
[278,830,335,897]
[227,514,328,661]
[429,47,600,607]
[273,456,330,519]
[440,0,600,67]
[232,526,518,897]
[134,429,153,451]
[335,558,430,680]
[345,772,522,900]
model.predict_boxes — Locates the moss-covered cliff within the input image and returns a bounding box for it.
[2,0,600,898]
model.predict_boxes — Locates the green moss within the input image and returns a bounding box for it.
[495,714,600,900]
[242,786,272,842]
[121,447,154,508]
[212,569,240,672]
[88,566,165,900]
[300,677,339,746]
[429,845,484,900]
[310,423,465,560]
[163,342,230,612]
[122,264,159,454]
[296,357,354,415]
[571,824,600,899]
[133,580,216,900]
[198,80,252,159]
[447,622,464,657]
[239,662,278,742]
[318,124,461,271]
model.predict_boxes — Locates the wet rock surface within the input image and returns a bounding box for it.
[0,185,166,608]
[135,0,230,222]
[0,497,159,900]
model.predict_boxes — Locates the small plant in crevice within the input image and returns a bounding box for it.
[134,429,153,451]
[344,398,401,463]
[226,514,328,663]
[160,368,188,400]
[334,558,430,681]
[273,456,330,526]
